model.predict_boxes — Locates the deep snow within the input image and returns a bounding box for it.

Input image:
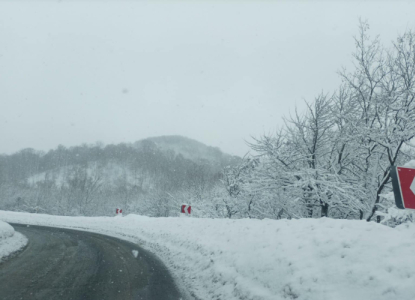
[0,220,28,262]
[0,211,414,300]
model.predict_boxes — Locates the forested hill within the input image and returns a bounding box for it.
[0,136,240,216]
[134,135,238,169]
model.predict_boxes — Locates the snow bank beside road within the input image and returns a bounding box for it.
[0,221,14,240]
[0,220,27,262]
[1,211,414,300]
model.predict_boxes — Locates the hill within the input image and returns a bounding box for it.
[0,136,240,217]
[133,135,239,169]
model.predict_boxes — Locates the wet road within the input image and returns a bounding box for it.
[0,224,184,300]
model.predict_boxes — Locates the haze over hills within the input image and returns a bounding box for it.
[134,135,239,168]
[0,135,240,217]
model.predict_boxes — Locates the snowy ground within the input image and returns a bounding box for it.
[0,211,414,300]
[0,220,28,262]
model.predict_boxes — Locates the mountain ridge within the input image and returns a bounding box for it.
[133,135,240,167]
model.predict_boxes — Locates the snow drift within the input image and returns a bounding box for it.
[0,220,27,262]
[0,211,414,300]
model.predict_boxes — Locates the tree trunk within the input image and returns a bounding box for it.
[321,202,329,217]
[367,170,391,223]
[307,205,313,218]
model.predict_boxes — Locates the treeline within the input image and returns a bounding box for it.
[0,139,227,216]
[0,139,224,183]
[219,21,415,225]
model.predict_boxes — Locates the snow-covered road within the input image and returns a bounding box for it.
[1,211,414,300]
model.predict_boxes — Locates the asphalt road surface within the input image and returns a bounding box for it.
[0,224,185,300]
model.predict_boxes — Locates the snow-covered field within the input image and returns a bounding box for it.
[0,220,27,262]
[0,211,414,300]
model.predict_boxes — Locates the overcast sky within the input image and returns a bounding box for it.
[1,1,415,157]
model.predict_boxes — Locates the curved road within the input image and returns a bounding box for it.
[0,224,185,300]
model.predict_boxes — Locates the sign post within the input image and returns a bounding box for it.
[391,166,415,210]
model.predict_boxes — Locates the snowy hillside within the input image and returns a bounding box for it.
[0,221,27,262]
[26,162,151,189]
[134,135,239,167]
[1,136,234,217]
[1,211,414,300]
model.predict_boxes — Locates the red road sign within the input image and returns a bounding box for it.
[181,205,191,214]
[391,166,415,210]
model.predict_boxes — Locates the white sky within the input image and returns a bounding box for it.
[1,1,415,157]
